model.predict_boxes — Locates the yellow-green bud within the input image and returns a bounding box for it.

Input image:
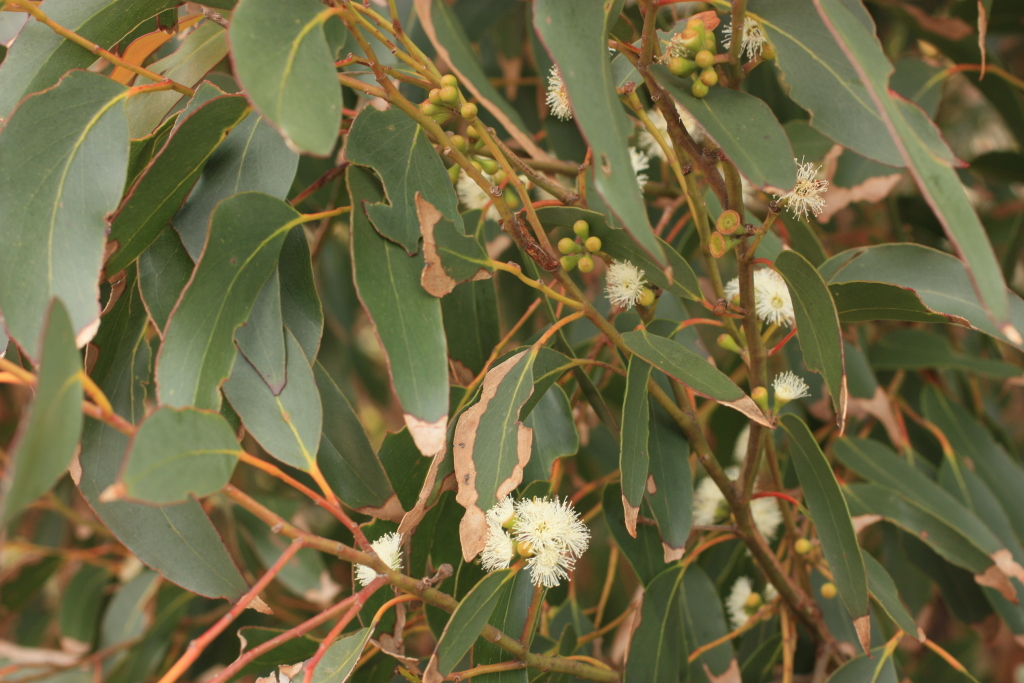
[558,237,582,255]
[700,68,719,87]
[694,50,714,70]
[704,33,717,52]
[491,169,507,185]
[421,101,443,116]
[461,102,478,120]
[428,88,443,105]
[691,80,709,98]
[560,254,581,271]
[669,56,697,78]
[584,236,602,253]
[577,255,595,273]
[573,220,590,240]
[478,156,499,175]
[794,538,812,555]
[820,582,837,599]
[717,333,742,354]
[716,209,742,235]
[745,592,763,611]
[449,134,466,153]
[448,164,461,184]
[638,287,656,307]
[761,42,776,61]
[503,188,521,210]
[440,74,458,89]
[440,85,460,105]
[751,386,770,411]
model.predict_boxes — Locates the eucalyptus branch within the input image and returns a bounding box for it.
[726,0,748,87]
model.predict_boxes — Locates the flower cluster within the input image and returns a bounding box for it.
[725,576,777,629]
[637,105,704,160]
[456,168,499,221]
[629,146,650,191]
[723,17,768,61]
[481,496,591,588]
[692,466,782,541]
[354,531,404,587]
[724,268,795,327]
[776,158,829,220]
[546,66,572,121]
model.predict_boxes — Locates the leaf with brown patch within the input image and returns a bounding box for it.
[416,194,492,298]
[454,350,536,561]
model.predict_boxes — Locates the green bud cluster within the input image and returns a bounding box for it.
[559,220,604,273]
[420,74,479,123]
[662,17,722,99]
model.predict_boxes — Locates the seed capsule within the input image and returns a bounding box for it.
[572,220,590,240]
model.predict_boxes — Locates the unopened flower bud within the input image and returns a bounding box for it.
[558,237,582,255]
[820,582,837,599]
[761,42,776,60]
[637,287,656,307]
[717,209,742,235]
[440,85,460,105]
[440,74,458,88]
[448,164,461,184]
[751,386,769,411]
[694,50,714,70]
[691,80,709,98]
[717,333,742,354]
[421,101,443,116]
[745,592,763,611]
[573,219,590,240]
[449,134,466,153]
[478,156,499,175]
[700,68,718,87]
[669,56,697,78]
[577,255,595,273]
[560,254,581,271]
[794,538,812,555]
[461,103,478,120]
[428,88,443,105]
[584,236,602,253]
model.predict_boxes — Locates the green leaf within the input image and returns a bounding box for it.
[78,274,248,600]
[652,64,796,190]
[349,167,449,455]
[680,564,736,680]
[535,207,701,302]
[826,646,899,683]
[107,89,250,273]
[424,570,513,681]
[60,560,111,646]
[843,483,992,575]
[126,112,177,191]
[863,552,921,640]
[223,329,322,472]
[453,350,535,559]
[868,328,1020,378]
[314,362,395,511]
[279,226,324,362]
[779,415,868,634]
[419,197,493,297]
[533,0,662,262]
[379,427,432,513]
[100,570,159,649]
[621,329,771,426]
[309,627,372,682]
[625,565,685,683]
[620,356,652,522]
[156,192,300,411]
[812,0,1011,329]
[443,280,500,377]
[775,250,847,428]
[0,0,177,119]
[230,0,340,156]
[119,406,240,504]
[823,243,1024,348]
[748,0,902,167]
[127,21,229,137]
[0,70,128,360]
[645,416,692,556]
[0,301,83,526]
[521,385,578,486]
[922,388,1024,548]
[138,225,194,334]
[347,107,464,253]
[473,570,535,682]
[603,483,668,586]
[173,112,299,259]
[235,269,286,393]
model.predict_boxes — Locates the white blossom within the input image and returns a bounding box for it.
[776,158,828,220]
[354,531,403,587]
[723,17,767,61]
[605,260,647,309]
[487,495,516,527]
[726,576,758,629]
[629,146,650,191]
[546,66,572,121]
[754,268,795,327]
[512,496,590,587]
[764,582,779,603]
[773,371,810,402]
[456,168,499,221]
[751,495,782,541]
[637,106,703,160]
[733,424,751,463]
[481,522,516,572]
[692,474,728,527]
